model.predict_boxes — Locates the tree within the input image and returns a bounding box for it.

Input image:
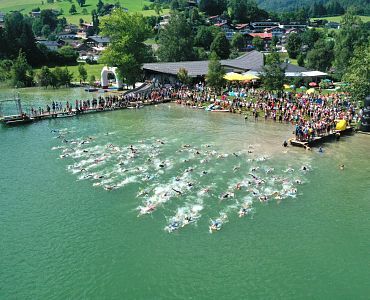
[97,0,104,14]
[11,50,33,87]
[77,0,86,7]
[37,66,53,88]
[194,26,215,50]
[231,32,245,51]
[343,43,370,102]
[199,0,227,16]
[78,64,88,83]
[101,9,151,87]
[286,33,302,59]
[306,39,334,72]
[41,24,51,37]
[153,0,162,15]
[261,50,285,91]
[158,13,195,62]
[210,32,230,59]
[58,46,78,64]
[206,52,225,94]
[40,9,58,31]
[177,67,190,85]
[89,75,96,86]
[69,4,77,15]
[334,11,369,77]
[228,0,268,23]
[252,36,264,51]
[297,54,305,67]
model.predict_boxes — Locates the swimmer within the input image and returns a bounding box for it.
[340,164,344,170]
[282,140,288,147]
[172,188,182,195]
[319,147,323,153]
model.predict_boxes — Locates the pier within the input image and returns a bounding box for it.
[289,126,354,149]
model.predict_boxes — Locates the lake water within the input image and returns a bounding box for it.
[1,88,369,299]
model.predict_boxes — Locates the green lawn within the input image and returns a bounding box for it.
[311,15,370,23]
[35,63,105,81]
[0,0,164,24]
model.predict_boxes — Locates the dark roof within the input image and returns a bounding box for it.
[281,63,307,72]
[87,36,110,44]
[143,51,265,77]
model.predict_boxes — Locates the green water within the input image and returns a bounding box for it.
[1,88,369,299]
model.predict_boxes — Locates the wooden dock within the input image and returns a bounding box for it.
[289,127,354,149]
[1,98,172,126]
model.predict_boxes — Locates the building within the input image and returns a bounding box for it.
[251,21,280,32]
[86,36,110,47]
[325,21,340,29]
[37,40,61,51]
[142,51,308,83]
[143,51,265,82]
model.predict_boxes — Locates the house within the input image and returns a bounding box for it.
[208,15,227,25]
[0,11,5,27]
[57,32,78,40]
[86,36,110,47]
[235,24,253,35]
[29,11,41,18]
[37,40,61,51]
[280,23,307,30]
[325,21,340,29]
[250,21,280,32]
[246,32,272,41]
[265,26,286,38]
[214,22,235,40]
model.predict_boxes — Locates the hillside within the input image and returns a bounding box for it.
[257,0,370,14]
[0,0,164,24]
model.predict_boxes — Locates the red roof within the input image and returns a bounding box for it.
[248,32,272,39]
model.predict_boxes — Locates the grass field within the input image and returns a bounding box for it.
[0,0,165,24]
[35,63,105,81]
[311,15,370,23]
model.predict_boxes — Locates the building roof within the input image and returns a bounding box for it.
[87,36,110,44]
[247,32,273,39]
[143,51,265,77]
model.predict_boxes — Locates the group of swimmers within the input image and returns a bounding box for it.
[50,127,311,233]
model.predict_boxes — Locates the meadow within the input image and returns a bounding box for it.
[0,0,166,24]
[311,15,370,23]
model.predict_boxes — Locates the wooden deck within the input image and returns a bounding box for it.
[289,127,354,149]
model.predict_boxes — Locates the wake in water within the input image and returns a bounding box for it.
[51,128,312,233]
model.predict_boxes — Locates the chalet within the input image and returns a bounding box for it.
[280,23,307,30]
[0,11,5,27]
[235,24,253,35]
[37,40,61,51]
[208,15,227,25]
[29,11,41,18]
[57,32,78,39]
[214,22,235,40]
[246,32,272,41]
[86,35,110,47]
[265,26,286,38]
[250,21,279,32]
[325,21,340,29]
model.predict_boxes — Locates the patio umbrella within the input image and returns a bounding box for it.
[309,82,317,87]
[242,74,260,80]
[224,72,245,81]
[300,86,307,90]
[284,84,290,89]
[290,85,296,89]
[322,79,331,82]
[306,88,316,94]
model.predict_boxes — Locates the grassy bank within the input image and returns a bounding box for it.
[311,15,370,23]
[35,63,104,82]
[0,0,164,24]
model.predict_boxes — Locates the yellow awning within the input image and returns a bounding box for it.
[242,74,260,80]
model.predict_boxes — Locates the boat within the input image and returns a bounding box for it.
[56,113,75,118]
[2,114,33,125]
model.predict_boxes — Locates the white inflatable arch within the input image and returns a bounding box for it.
[101,66,123,90]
